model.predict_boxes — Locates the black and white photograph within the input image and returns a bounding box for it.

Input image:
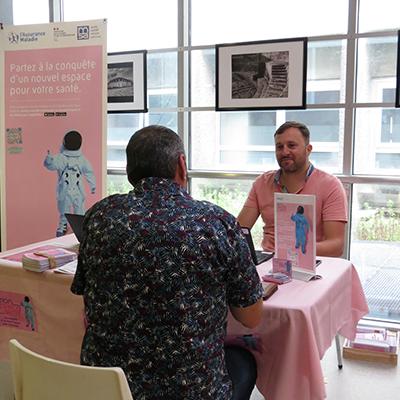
[232,51,289,100]
[216,38,307,111]
[107,50,147,113]
[107,62,134,104]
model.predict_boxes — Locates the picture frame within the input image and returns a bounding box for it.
[216,37,307,111]
[107,50,147,113]
[396,31,400,108]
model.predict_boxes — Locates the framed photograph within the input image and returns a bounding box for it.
[216,37,307,111]
[396,31,400,108]
[107,50,147,113]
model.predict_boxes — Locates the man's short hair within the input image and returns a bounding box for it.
[126,125,185,185]
[274,121,310,145]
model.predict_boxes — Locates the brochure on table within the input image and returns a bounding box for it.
[274,193,316,281]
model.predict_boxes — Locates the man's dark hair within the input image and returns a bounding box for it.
[274,121,310,145]
[126,125,185,185]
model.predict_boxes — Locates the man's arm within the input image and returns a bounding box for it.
[316,220,346,257]
[229,298,263,328]
[237,206,260,229]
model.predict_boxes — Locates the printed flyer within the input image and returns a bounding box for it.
[0,20,107,249]
[274,193,316,280]
[0,290,38,332]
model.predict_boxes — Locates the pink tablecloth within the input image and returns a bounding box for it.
[0,235,85,364]
[227,257,369,400]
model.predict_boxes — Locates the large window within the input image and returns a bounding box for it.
[63,0,177,51]
[12,0,400,324]
[12,0,49,25]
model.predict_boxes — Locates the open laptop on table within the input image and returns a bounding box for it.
[241,226,274,265]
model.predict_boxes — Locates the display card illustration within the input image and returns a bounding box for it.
[290,205,309,254]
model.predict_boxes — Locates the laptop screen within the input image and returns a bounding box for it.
[241,226,274,265]
[65,213,84,242]
[241,226,259,264]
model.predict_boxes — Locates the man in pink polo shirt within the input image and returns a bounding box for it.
[238,121,348,257]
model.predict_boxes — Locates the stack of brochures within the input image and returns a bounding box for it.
[347,328,398,354]
[22,248,76,272]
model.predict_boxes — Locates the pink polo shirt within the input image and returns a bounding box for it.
[244,167,348,252]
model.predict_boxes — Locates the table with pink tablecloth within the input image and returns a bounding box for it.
[0,235,369,400]
[227,257,369,400]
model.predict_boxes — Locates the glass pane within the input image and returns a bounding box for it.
[191,109,344,174]
[284,109,344,174]
[351,183,400,320]
[354,108,400,175]
[107,113,143,169]
[147,52,178,108]
[358,0,400,33]
[191,111,279,172]
[191,49,216,107]
[191,0,348,46]
[190,177,264,248]
[146,112,178,132]
[13,0,49,25]
[356,37,397,103]
[107,173,131,195]
[307,40,346,105]
[107,112,177,170]
[63,0,177,51]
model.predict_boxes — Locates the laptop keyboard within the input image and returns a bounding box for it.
[255,250,274,265]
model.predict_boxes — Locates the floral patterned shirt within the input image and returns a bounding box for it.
[71,177,262,399]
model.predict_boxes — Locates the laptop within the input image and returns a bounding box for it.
[65,213,84,242]
[241,226,274,265]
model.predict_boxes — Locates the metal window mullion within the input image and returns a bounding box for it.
[49,0,63,23]
[342,0,360,260]
[177,0,189,165]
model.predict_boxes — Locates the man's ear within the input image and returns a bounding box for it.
[178,154,187,181]
[175,154,187,190]
[307,144,313,156]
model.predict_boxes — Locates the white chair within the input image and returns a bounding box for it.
[8,339,133,400]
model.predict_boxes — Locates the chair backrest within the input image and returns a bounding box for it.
[9,339,133,400]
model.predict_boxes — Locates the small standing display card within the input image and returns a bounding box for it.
[273,258,292,277]
[262,258,292,284]
[274,193,317,281]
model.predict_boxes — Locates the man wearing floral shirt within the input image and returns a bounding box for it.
[71,125,263,400]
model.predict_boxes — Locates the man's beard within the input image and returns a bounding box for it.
[278,154,307,174]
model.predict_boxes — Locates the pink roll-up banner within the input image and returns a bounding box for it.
[0,20,107,250]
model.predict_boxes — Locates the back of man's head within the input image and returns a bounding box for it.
[126,125,185,185]
[274,121,310,145]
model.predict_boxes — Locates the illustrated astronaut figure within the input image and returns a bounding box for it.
[44,129,96,237]
[291,205,309,254]
[21,296,35,331]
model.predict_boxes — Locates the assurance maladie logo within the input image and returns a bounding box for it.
[77,26,89,40]
[9,31,46,43]
[8,32,19,44]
